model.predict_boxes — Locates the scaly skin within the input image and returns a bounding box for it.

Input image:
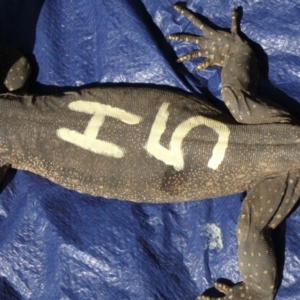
[0,3,299,300]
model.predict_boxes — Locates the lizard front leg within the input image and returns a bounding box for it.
[167,3,293,124]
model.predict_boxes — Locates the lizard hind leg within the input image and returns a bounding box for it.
[196,170,300,300]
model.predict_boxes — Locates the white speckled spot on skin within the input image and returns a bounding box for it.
[144,102,230,171]
[200,223,223,250]
[57,100,142,157]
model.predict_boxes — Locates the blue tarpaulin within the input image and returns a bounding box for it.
[0,0,299,299]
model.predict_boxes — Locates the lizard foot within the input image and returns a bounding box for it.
[167,3,249,72]
[197,282,265,300]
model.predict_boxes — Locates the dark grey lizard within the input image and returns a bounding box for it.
[0,2,299,300]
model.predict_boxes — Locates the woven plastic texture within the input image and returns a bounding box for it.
[0,0,299,299]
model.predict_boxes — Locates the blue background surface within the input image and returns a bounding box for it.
[0,0,299,299]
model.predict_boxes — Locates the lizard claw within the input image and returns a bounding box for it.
[230,8,239,34]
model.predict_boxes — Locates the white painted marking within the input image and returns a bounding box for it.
[144,102,230,171]
[201,223,223,250]
[57,100,142,157]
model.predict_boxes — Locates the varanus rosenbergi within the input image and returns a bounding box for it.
[0,2,299,300]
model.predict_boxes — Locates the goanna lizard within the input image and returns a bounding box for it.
[0,2,299,300]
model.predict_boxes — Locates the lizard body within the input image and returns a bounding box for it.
[1,87,299,204]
